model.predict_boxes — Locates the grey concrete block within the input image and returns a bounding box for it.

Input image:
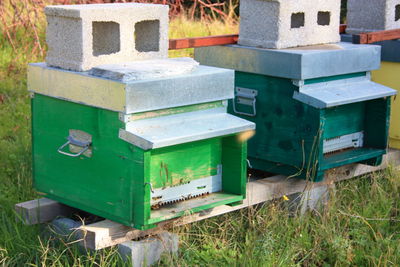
[45,3,169,71]
[118,232,179,267]
[287,184,334,215]
[49,218,83,240]
[238,0,341,49]
[346,0,400,34]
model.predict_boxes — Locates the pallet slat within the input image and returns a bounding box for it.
[15,198,76,225]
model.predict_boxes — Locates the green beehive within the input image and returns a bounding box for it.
[195,42,396,181]
[28,58,254,230]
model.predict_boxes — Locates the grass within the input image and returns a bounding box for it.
[1,1,400,266]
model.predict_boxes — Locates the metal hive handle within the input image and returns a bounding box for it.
[58,135,91,157]
[233,87,258,117]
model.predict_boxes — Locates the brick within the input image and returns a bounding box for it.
[346,0,400,34]
[238,0,341,49]
[45,3,169,71]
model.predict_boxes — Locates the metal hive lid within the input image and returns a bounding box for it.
[89,57,199,82]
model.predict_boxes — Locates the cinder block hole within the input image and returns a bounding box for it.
[318,11,331,26]
[291,13,305,28]
[92,21,121,56]
[135,20,160,52]
[396,5,400,21]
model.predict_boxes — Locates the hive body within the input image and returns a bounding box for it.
[29,62,254,229]
[195,43,396,181]
[29,3,255,229]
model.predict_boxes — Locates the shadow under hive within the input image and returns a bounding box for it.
[195,42,396,181]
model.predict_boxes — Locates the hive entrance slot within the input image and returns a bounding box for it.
[92,21,121,56]
[135,20,160,52]
[291,12,305,28]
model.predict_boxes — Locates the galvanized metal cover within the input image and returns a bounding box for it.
[119,108,255,150]
[293,75,397,108]
[194,42,381,80]
[28,62,234,114]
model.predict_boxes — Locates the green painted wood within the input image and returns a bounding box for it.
[149,138,221,188]
[32,94,247,229]
[233,72,321,167]
[32,94,139,226]
[364,98,391,148]
[230,71,390,182]
[221,135,247,197]
[322,102,365,139]
[321,148,385,170]
[303,72,366,85]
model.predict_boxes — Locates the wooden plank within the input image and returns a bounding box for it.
[169,34,238,50]
[15,198,76,225]
[168,24,348,50]
[353,28,400,44]
[79,149,400,250]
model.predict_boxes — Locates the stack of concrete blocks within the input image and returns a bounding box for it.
[45,3,169,71]
[43,3,179,264]
[346,0,400,34]
[238,0,341,49]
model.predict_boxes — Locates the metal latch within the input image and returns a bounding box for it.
[233,87,258,117]
[58,130,92,157]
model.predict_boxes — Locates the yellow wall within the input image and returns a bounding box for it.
[372,62,400,148]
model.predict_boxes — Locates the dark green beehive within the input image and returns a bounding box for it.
[195,42,396,181]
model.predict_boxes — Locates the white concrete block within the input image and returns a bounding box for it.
[118,232,179,267]
[346,0,400,34]
[238,0,341,49]
[287,184,333,215]
[45,3,169,71]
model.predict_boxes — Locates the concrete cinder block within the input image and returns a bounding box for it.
[238,0,341,49]
[287,184,334,215]
[346,0,400,34]
[118,232,179,267]
[45,3,169,71]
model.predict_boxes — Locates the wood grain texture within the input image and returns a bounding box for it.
[353,29,400,44]
[15,198,76,225]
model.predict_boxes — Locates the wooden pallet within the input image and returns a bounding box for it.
[15,149,400,250]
